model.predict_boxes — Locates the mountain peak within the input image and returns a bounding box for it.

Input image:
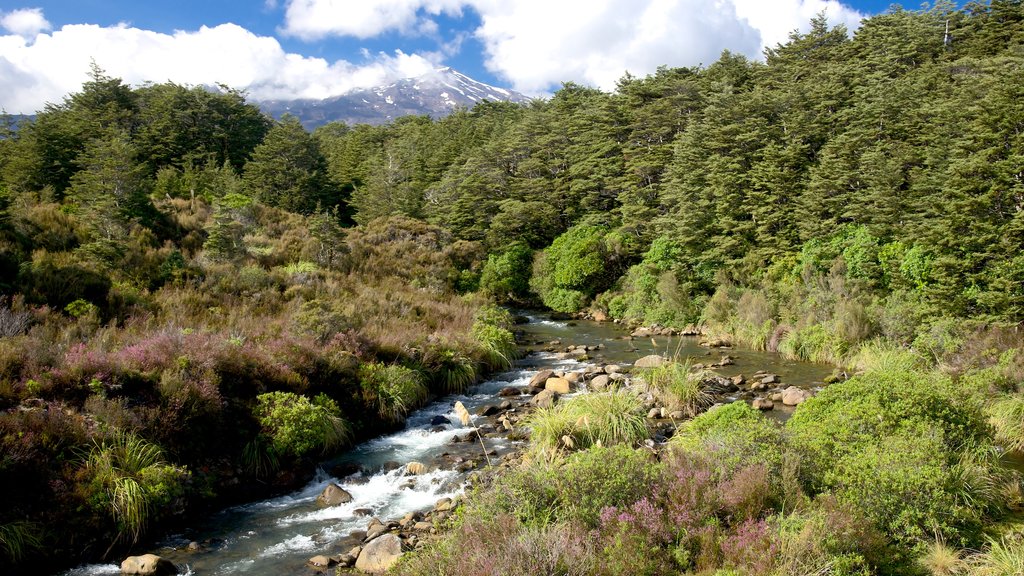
[258,68,528,129]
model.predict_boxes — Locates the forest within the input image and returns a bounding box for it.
[1,1,1024,574]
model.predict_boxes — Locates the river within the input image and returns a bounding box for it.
[62,313,832,575]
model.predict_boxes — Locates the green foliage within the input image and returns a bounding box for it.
[253,391,351,458]
[470,304,517,369]
[0,521,43,563]
[672,402,784,474]
[479,241,533,303]
[637,359,713,417]
[787,370,997,546]
[531,224,614,313]
[84,432,190,544]
[527,391,648,454]
[242,115,336,214]
[358,363,429,423]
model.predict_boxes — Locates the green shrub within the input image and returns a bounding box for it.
[253,391,351,457]
[530,225,612,313]
[787,370,997,547]
[672,402,784,476]
[471,305,517,370]
[849,339,925,374]
[358,363,429,422]
[479,241,533,303]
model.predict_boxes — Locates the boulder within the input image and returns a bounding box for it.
[365,518,390,541]
[731,374,745,387]
[120,555,177,576]
[631,327,653,337]
[434,497,454,512]
[647,407,661,419]
[605,364,623,374]
[454,401,471,426]
[781,386,812,406]
[668,410,687,420]
[592,310,608,322]
[476,404,500,417]
[634,355,666,369]
[530,389,558,409]
[564,372,581,384]
[718,355,736,366]
[753,398,775,411]
[761,374,780,385]
[308,555,335,568]
[528,369,555,389]
[355,533,403,573]
[317,483,354,507]
[590,374,611,390]
[545,377,572,394]
[430,415,451,426]
[498,386,522,397]
[406,462,426,475]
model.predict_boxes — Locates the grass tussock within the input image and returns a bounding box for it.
[638,358,713,418]
[527,391,648,455]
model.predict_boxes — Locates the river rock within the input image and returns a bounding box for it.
[120,554,177,576]
[647,407,661,419]
[498,386,522,397]
[753,398,775,411]
[718,355,735,366]
[355,533,403,573]
[782,386,813,406]
[308,555,335,568]
[365,518,390,541]
[476,404,500,417]
[634,355,666,369]
[731,374,746,387]
[317,483,354,507]
[406,461,426,475]
[454,401,471,426]
[528,369,555,388]
[530,389,558,409]
[545,377,572,394]
[605,364,623,374]
[592,310,608,322]
[590,374,611,390]
[430,415,451,426]
[631,327,653,337]
[564,372,581,384]
[761,374,780,385]
[434,497,454,512]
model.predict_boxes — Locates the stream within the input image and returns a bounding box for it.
[63,313,833,576]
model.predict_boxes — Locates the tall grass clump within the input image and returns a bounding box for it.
[527,391,647,455]
[0,522,43,563]
[987,394,1024,454]
[83,432,190,546]
[969,535,1024,576]
[471,304,517,370]
[850,339,925,374]
[358,362,429,423]
[638,358,712,418]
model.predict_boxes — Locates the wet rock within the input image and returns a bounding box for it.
[380,461,402,472]
[731,374,746,387]
[308,555,335,568]
[771,392,783,403]
[120,554,177,576]
[592,310,608,322]
[365,518,391,541]
[355,533,403,573]
[782,386,813,406]
[186,541,200,552]
[564,372,581,384]
[753,398,775,411]
[530,389,558,409]
[499,400,513,411]
[528,369,555,388]
[668,410,687,420]
[454,401,472,426]
[545,377,572,394]
[353,508,373,517]
[430,415,451,426]
[634,355,666,369]
[476,404,500,417]
[605,364,623,374]
[718,355,735,366]
[590,374,611,390]
[317,483,354,507]
[631,327,653,337]
[761,374,779,385]
[406,462,427,475]
[498,386,522,397]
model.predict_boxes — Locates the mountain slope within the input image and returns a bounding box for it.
[258,67,530,128]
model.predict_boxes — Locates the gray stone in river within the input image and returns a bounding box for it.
[316,483,353,507]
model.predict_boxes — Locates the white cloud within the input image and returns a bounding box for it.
[281,0,865,94]
[0,20,439,113]
[281,0,465,39]
[1,7,51,40]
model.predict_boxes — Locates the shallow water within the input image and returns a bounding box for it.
[62,313,831,575]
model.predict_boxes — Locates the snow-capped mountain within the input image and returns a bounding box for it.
[258,67,530,129]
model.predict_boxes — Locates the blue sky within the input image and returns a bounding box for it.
[0,0,912,113]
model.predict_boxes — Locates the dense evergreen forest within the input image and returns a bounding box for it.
[2,1,1024,574]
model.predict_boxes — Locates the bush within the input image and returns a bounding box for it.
[471,304,517,370]
[671,402,784,477]
[530,225,612,313]
[787,369,997,546]
[358,363,429,422]
[253,391,351,458]
[479,241,533,303]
